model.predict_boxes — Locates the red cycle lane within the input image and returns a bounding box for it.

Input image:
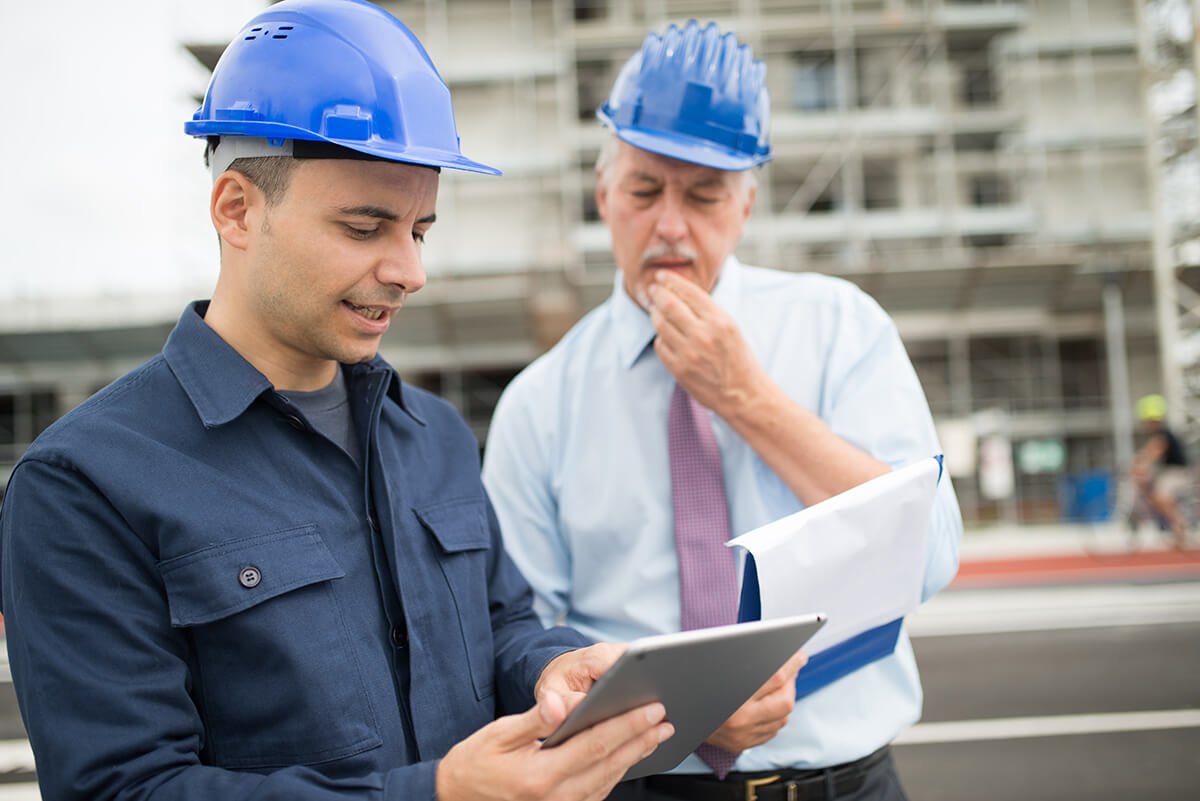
[953,547,1200,589]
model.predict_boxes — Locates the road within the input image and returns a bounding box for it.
[894,577,1200,800]
[0,557,1197,798]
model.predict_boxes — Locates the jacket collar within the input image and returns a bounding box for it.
[163,301,420,427]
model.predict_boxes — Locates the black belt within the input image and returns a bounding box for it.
[640,746,890,801]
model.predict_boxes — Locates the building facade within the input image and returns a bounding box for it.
[1,0,1192,525]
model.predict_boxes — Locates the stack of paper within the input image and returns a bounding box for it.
[728,457,942,696]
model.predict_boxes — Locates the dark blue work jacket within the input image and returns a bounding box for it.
[0,302,587,800]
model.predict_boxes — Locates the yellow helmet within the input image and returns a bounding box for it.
[1136,393,1167,422]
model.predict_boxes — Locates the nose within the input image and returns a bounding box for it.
[376,235,427,295]
[653,189,687,245]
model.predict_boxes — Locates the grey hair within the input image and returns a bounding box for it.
[595,132,759,199]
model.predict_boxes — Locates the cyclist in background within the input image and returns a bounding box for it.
[1131,393,1191,549]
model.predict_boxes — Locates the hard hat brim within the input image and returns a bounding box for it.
[186,121,501,176]
[603,121,769,172]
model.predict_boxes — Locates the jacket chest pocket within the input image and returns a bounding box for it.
[158,525,382,769]
[415,500,496,701]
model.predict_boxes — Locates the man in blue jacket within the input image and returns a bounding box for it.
[0,2,671,799]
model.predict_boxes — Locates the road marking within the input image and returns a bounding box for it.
[908,581,1200,637]
[896,709,1200,745]
[0,739,33,773]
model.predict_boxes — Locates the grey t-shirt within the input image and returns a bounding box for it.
[279,368,363,469]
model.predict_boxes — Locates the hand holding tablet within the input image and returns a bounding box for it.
[542,614,825,781]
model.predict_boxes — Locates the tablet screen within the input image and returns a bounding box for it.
[541,613,824,780]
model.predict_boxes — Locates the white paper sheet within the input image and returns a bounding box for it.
[726,458,940,655]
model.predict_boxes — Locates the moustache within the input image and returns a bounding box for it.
[639,244,697,266]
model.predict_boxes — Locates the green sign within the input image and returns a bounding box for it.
[1016,439,1065,474]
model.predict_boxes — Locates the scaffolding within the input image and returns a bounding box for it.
[0,1,1180,523]
[1136,0,1200,444]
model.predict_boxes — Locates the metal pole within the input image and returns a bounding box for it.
[1135,0,1188,429]
[1103,279,1135,473]
[1195,0,1200,143]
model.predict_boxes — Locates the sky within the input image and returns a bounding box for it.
[0,0,267,307]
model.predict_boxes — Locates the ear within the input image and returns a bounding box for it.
[210,171,263,251]
[742,182,757,223]
[595,168,610,224]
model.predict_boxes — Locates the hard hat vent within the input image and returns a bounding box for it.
[244,25,293,41]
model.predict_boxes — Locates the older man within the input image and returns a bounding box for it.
[483,21,962,801]
[0,2,672,799]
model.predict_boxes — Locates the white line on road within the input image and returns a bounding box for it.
[895,709,1200,745]
[908,581,1200,637]
[0,738,33,773]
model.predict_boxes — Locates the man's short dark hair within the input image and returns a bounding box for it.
[204,137,299,206]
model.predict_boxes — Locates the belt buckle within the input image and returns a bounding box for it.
[744,775,780,801]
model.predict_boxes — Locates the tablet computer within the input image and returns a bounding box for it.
[541,613,825,780]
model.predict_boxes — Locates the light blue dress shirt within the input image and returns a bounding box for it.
[483,257,963,772]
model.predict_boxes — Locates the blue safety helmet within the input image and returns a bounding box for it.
[597,20,771,171]
[185,0,499,175]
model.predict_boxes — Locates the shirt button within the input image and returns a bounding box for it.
[390,622,407,648]
[367,509,381,532]
[284,415,305,430]
[238,566,262,588]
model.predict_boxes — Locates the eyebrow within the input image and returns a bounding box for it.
[624,172,725,191]
[337,205,398,221]
[336,206,436,225]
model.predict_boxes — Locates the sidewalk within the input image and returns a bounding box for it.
[953,521,1200,588]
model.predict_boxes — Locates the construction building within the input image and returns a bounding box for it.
[1,0,1195,525]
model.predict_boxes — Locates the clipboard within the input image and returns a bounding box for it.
[541,614,825,780]
[733,456,943,698]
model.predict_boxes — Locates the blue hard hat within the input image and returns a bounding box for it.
[185,0,499,175]
[597,20,771,171]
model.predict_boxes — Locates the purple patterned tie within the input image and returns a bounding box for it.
[668,383,740,778]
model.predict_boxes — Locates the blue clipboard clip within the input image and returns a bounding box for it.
[737,552,902,698]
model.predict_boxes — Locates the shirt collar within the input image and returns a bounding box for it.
[163,301,421,427]
[610,254,744,370]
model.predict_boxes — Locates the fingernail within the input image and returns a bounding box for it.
[658,723,675,743]
[645,703,666,723]
[637,288,652,309]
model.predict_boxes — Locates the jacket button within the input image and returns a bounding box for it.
[390,623,407,648]
[238,566,262,588]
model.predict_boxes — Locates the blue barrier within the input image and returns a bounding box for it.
[1058,470,1114,522]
